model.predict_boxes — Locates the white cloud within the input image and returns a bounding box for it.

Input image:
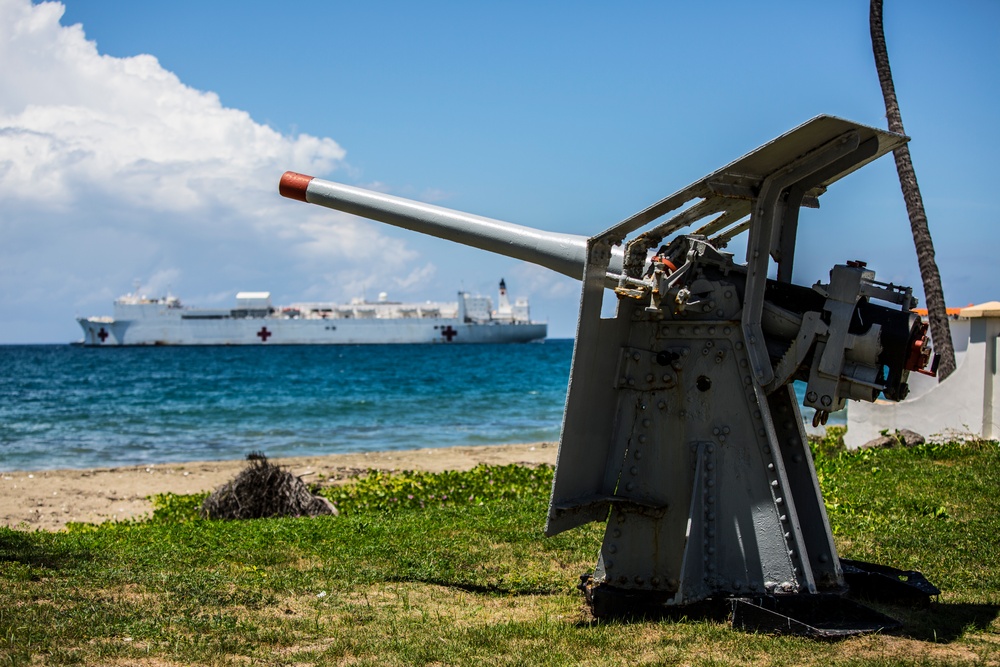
[0,0,410,342]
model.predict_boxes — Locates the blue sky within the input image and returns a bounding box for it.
[1,0,998,342]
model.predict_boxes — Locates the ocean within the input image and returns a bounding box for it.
[0,342,843,472]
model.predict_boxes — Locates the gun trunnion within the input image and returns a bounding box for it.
[280,115,937,636]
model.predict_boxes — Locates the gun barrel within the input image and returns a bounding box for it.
[280,172,607,280]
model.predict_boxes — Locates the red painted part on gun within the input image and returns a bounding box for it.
[279,171,314,202]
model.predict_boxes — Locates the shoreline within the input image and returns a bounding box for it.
[0,442,558,532]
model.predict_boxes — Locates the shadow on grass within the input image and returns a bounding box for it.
[897,601,1000,643]
[0,527,91,572]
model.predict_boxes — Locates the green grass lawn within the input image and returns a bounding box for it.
[2,436,999,666]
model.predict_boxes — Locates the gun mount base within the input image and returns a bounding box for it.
[579,557,938,637]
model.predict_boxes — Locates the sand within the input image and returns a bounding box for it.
[0,442,558,531]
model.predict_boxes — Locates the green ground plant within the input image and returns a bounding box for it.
[1,445,998,666]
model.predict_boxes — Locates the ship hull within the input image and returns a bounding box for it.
[77,316,546,346]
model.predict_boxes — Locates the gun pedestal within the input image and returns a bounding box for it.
[281,116,938,635]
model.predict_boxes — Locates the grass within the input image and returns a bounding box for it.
[1,441,999,665]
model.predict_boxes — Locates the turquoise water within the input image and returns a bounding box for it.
[0,342,842,471]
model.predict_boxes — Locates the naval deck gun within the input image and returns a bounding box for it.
[280,116,938,635]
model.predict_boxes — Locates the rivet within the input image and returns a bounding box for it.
[706,495,715,505]
[606,560,614,569]
[638,435,648,444]
[724,327,732,334]
[723,426,730,434]
[793,454,803,464]
[818,554,829,563]
[707,444,714,454]
[642,418,651,427]
[633,352,641,361]
[626,482,635,492]
[706,462,715,471]
[713,427,721,435]
[658,400,667,410]
[779,514,788,522]
[719,435,726,442]
[767,463,775,470]
[707,478,715,487]
[707,512,716,521]
[634,450,643,460]
[646,373,655,382]
[775,497,784,505]
[651,577,661,587]
[735,341,744,350]
[613,529,622,538]
[771,480,779,488]
[635,576,644,585]
[630,466,638,476]
[628,378,636,386]
[693,326,701,334]
[788,550,795,557]
[608,544,618,554]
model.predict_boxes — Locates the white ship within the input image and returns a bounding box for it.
[77,279,546,346]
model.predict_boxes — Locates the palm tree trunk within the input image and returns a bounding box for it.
[870,0,956,381]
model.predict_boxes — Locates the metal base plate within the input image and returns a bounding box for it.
[729,594,901,638]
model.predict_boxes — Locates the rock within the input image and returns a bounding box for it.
[859,428,926,450]
[860,434,899,449]
[897,429,926,447]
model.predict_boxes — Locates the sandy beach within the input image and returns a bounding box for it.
[0,442,558,531]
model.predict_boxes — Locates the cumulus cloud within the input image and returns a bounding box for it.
[0,0,411,342]
[0,0,344,212]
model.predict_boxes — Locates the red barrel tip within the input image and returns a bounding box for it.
[279,171,314,202]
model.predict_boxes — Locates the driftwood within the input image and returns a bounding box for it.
[201,452,337,520]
